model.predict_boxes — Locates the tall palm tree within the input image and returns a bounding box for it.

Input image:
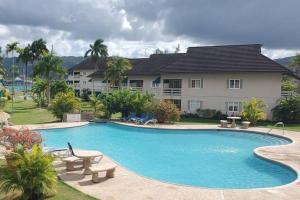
[17,44,33,100]
[33,53,66,106]
[31,38,49,61]
[6,42,19,109]
[84,39,108,70]
[105,56,132,88]
[0,47,5,76]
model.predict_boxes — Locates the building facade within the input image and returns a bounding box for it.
[67,44,299,119]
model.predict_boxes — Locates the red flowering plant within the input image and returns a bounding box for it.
[0,127,42,150]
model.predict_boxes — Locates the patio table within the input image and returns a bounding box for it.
[227,116,241,128]
[74,149,103,175]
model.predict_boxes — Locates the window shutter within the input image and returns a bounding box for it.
[225,102,228,112]
[200,101,203,109]
[188,79,191,88]
[226,79,229,88]
[239,102,243,112]
[201,79,204,88]
[240,79,243,89]
[188,100,190,111]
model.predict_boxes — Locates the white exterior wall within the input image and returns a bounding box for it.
[67,69,95,93]
[159,72,281,119]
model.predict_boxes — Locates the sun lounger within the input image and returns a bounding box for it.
[89,163,118,183]
[144,118,157,125]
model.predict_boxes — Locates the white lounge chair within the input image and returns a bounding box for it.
[144,119,157,125]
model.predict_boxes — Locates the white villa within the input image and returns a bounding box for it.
[67,44,299,119]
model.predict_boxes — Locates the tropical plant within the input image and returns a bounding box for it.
[0,47,6,76]
[49,92,80,121]
[153,100,181,123]
[33,53,66,105]
[50,80,72,99]
[31,77,47,107]
[6,42,19,108]
[17,44,33,99]
[89,94,103,115]
[0,144,57,200]
[84,38,108,70]
[240,97,266,125]
[105,56,132,88]
[0,127,42,150]
[30,38,49,61]
[272,95,300,123]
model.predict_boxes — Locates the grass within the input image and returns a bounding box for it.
[0,156,97,200]
[4,99,58,125]
[177,117,300,132]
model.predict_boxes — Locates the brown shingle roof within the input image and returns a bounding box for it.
[72,44,299,79]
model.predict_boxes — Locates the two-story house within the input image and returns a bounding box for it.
[67,44,299,119]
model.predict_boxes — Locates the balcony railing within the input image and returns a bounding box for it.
[130,87,143,92]
[281,91,294,98]
[163,88,182,96]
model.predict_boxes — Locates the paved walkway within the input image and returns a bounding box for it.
[51,122,300,200]
[11,121,89,130]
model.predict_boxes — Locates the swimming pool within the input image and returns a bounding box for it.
[40,123,297,189]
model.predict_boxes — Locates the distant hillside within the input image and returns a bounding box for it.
[274,56,295,67]
[3,56,84,77]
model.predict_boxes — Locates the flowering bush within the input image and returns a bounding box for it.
[0,127,42,150]
[153,100,181,123]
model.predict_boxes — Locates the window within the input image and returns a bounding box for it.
[163,79,182,88]
[152,82,160,88]
[129,80,143,88]
[190,79,203,88]
[83,81,86,85]
[227,102,240,112]
[188,100,202,112]
[82,72,86,76]
[229,79,241,89]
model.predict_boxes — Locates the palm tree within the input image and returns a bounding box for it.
[105,56,132,88]
[6,42,19,109]
[17,44,33,100]
[84,39,108,70]
[0,47,5,76]
[31,38,49,61]
[33,53,66,106]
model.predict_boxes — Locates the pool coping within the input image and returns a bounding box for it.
[14,121,300,199]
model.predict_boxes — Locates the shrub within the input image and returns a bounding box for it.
[0,97,7,109]
[272,95,300,123]
[196,109,227,119]
[50,80,72,99]
[0,127,42,150]
[240,97,266,125]
[153,100,181,123]
[49,92,80,121]
[0,145,57,200]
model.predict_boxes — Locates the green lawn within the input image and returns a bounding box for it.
[177,117,300,132]
[4,100,58,125]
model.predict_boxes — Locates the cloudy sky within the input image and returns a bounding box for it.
[0,0,299,59]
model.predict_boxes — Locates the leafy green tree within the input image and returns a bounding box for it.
[31,38,49,61]
[105,56,132,88]
[153,100,181,123]
[6,42,19,108]
[89,94,101,113]
[0,144,57,200]
[272,95,300,123]
[240,97,266,125]
[31,77,47,107]
[17,44,34,99]
[50,80,72,99]
[84,38,108,70]
[0,47,5,76]
[33,53,66,105]
[49,92,80,121]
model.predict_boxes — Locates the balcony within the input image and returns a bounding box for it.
[163,88,182,96]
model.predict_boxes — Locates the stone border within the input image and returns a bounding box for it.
[41,122,300,199]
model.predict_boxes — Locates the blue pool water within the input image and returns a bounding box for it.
[40,123,297,189]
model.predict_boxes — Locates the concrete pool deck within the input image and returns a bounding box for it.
[11,122,300,199]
